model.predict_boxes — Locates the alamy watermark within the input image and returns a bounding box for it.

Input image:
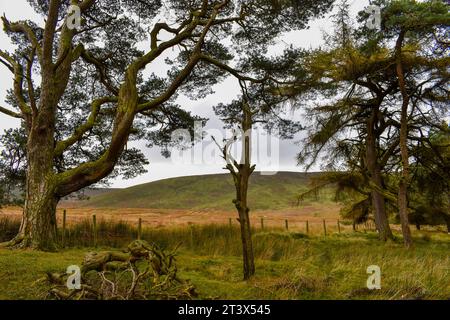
[66,265,81,290]
[366,265,381,290]
[66,5,81,30]
[66,4,383,32]
[170,121,281,175]
[365,5,381,31]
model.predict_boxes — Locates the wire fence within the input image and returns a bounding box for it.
[56,210,377,248]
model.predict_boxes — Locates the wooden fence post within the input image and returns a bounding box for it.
[189,225,194,248]
[323,219,327,236]
[285,219,289,231]
[62,209,67,248]
[138,218,142,240]
[261,218,264,230]
[306,220,309,234]
[93,214,97,248]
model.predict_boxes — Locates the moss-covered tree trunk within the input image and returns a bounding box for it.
[10,98,59,250]
[5,15,77,250]
[19,180,59,251]
[366,107,393,241]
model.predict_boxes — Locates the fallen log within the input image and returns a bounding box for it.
[46,240,197,300]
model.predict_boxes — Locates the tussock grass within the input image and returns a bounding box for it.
[174,233,450,300]
[0,217,20,242]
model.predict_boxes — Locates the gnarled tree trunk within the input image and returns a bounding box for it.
[222,99,256,280]
[18,174,59,251]
[8,80,61,250]
[6,141,60,250]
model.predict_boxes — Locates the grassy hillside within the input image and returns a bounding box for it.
[80,172,332,211]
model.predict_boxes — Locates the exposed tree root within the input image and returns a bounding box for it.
[0,235,58,252]
[0,235,24,249]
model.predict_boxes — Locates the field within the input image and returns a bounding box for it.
[1,172,449,300]
[2,204,343,231]
[0,227,449,300]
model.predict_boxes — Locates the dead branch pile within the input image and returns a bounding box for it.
[46,240,197,300]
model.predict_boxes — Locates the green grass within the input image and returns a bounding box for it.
[80,172,334,210]
[0,248,87,300]
[1,228,449,300]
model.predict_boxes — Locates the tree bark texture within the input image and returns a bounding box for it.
[365,107,393,241]
[395,30,413,248]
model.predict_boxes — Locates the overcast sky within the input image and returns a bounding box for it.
[0,0,370,188]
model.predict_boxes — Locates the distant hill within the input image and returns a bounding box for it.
[79,172,332,211]
[61,188,121,201]
[6,187,119,205]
